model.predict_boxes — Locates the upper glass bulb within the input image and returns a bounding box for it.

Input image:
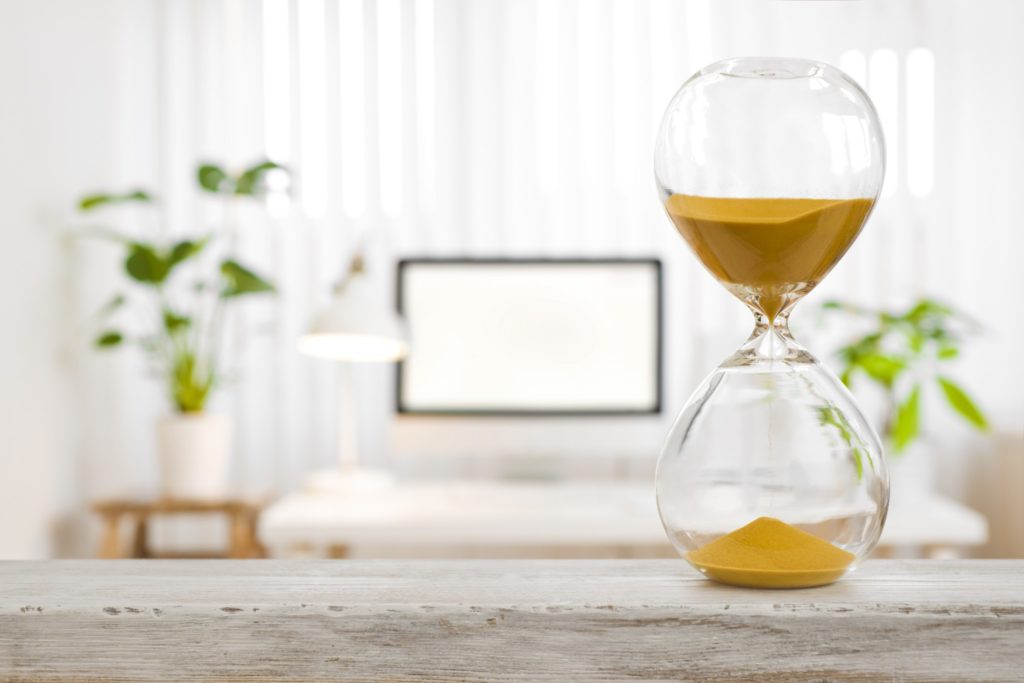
[653,57,889,588]
[655,56,885,322]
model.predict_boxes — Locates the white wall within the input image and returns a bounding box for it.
[0,0,1021,558]
[0,0,161,557]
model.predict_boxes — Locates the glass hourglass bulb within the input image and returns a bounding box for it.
[653,57,889,588]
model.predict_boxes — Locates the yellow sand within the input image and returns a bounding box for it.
[664,195,873,320]
[687,517,855,589]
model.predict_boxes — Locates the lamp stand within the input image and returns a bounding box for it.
[304,364,397,496]
[337,363,359,472]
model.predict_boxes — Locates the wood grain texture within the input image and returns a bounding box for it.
[1,560,1022,682]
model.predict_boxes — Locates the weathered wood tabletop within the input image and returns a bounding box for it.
[1,559,1022,682]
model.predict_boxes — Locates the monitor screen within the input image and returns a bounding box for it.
[397,258,662,415]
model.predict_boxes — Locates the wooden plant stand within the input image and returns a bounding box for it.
[92,498,268,559]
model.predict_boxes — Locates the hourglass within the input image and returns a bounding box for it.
[654,57,889,588]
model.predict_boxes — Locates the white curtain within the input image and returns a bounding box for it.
[69,0,1023,528]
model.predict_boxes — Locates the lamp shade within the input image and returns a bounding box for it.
[298,275,409,362]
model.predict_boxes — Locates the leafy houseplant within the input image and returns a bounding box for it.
[820,298,989,456]
[81,160,284,498]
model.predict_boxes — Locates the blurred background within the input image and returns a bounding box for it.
[0,0,1020,561]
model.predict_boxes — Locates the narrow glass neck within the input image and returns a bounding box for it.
[722,311,816,367]
[753,311,791,338]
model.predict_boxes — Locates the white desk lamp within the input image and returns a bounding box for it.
[298,255,408,495]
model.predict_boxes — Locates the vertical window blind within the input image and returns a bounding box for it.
[97,0,963,500]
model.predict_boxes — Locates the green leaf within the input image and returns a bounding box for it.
[167,238,209,269]
[95,331,123,348]
[124,243,169,284]
[235,160,284,196]
[937,346,959,360]
[891,385,921,453]
[906,298,952,323]
[79,189,153,211]
[852,447,864,480]
[838,333,884,368]
[220,259,275,297]
[817,404,873,480]
[858,353,905,388]
[197,164,230,193]
[937,376,989,431]
[163,310,190,334]
[79,194,114,210]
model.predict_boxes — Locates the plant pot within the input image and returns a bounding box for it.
[157,413,232,500]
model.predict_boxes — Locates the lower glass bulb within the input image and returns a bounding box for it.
[655,323,889,588]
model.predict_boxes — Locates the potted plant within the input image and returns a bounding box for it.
[80,160,284,500]
[819,298,989,492]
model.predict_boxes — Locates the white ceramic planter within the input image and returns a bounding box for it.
[157,413,232,500]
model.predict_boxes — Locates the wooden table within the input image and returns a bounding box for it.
[260,481,988,558]
[1,560,1021,681]
[93,498,267,559]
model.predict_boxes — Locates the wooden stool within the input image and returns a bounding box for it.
[92,498,268,559]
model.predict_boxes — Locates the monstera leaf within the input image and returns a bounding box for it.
[220,259,275,297]
[79,189,153,211]
[122,238,208,287]
[197,160,285,196]
[235,160,284,196]
[197,164,230,193]
[124,243,169,284]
